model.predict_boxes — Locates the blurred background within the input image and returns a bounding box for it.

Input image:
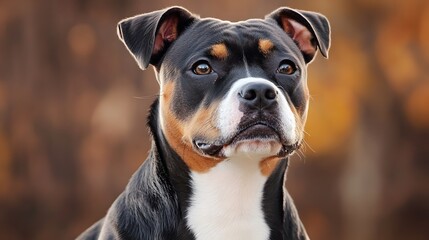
[1,0,428,239]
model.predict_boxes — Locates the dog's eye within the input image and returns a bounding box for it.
[277,61,297,75]
[193,61,213,75]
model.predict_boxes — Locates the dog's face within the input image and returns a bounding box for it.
[118,7,330,174]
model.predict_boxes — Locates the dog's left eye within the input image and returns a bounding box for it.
[277,60,297,75]
[193,61,213,75]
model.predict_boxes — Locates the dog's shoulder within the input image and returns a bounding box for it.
[78,158,184,240]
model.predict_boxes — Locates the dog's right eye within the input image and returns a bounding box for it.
[192,61,213,75]
[277,60,297,75]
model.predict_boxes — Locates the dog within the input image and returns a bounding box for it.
[77,6,330,240]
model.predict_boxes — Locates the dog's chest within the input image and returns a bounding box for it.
[186,159,270,240]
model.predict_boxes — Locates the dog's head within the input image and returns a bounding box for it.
[117,6,330,174]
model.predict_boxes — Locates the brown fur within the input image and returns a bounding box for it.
[161,82,223,172]
[259,156,282,176]
[258,39,274,56]
[210,43,229,60]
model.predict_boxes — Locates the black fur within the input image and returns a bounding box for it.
[78,6,330,240]
[78,100,309,240]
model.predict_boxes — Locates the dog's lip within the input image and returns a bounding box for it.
[193,140,224,156]
[193,122,300,157]
[228,122,280,144]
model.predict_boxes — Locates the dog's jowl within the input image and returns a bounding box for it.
[78,6,330,240]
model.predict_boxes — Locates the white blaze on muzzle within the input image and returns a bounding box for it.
[216,77,297,157]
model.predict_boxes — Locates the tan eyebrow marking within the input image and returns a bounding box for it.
[210,43,229,60]
[258,39,274,55]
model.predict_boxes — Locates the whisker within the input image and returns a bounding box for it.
[293,150,303,161]
[133,94,158,100]
[302,139,315,153]
[302,129,311,137]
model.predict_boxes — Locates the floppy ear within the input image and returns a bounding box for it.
[266,7,331,63]
[117,6,196,70]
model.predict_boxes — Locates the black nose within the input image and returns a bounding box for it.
[238,83,278,109]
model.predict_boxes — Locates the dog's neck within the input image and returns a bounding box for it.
[186,155,287,239]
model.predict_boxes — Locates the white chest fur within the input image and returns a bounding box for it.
[186,158,270,240]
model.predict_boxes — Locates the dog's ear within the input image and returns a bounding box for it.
[266,7,331,63]
[117,7,196,70]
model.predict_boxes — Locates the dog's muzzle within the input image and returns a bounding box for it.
[193,80,300,158]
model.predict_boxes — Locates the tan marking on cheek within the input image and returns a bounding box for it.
[259,39,274,55]
[183,103,220,141]
[160,82,174,107]
[161,82,223,172]
[210,43,228,60]
[259,156,281,176]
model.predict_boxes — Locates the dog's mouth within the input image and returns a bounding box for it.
[193,121,300,158]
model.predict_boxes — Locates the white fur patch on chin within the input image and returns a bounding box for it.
[223,139,282,159]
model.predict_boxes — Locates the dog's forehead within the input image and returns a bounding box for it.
[163,17,302,66]
[187,18,279,43]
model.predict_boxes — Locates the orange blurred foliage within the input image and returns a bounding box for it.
[0,0,428,240]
